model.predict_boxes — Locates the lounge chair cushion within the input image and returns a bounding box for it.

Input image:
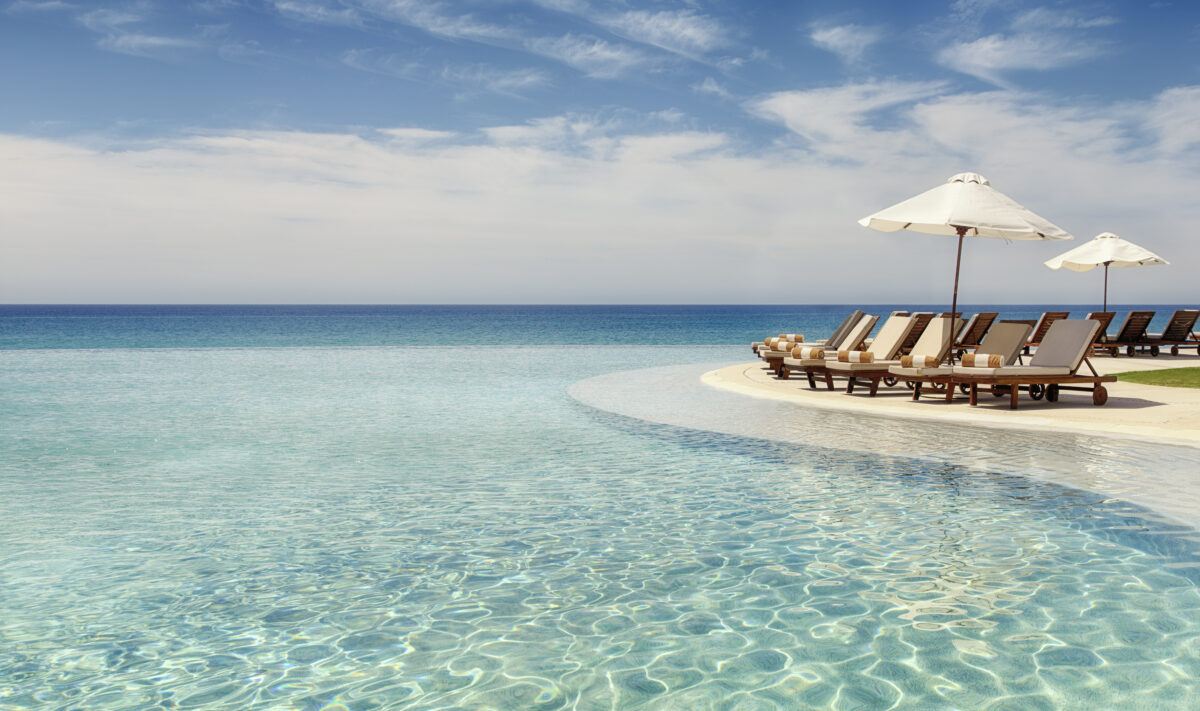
[888,365,953,377]
[837,350,874,363]
[952,365,1073,377]
[782,357,825,368]
[828,359,900,372]
[907,316,959,359]
[1030,320,1101,368]
[972,323,1032,365]
[961,352,1003,368]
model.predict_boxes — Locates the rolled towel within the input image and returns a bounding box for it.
[792,345,824,359]
[780,333,803,343]
[837,350,874,363]
[899,355,940,368]
[776,340,803,352]
[961,352,1003,368]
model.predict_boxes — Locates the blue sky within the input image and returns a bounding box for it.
[2,1,1199,302]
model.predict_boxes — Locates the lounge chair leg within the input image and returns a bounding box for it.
[806,371,816,389]
[944,383,954,402]
[969,383,978,406]
[779,368,789,380]
[912,382,922,401]
[868,378,879,397]
[824,372,834,390]
[1010,386,1019,410]
[846,377,855,394]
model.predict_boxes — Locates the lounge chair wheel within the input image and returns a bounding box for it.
[1029,384,1045,401]
[905,381,916,390]
[1171,345,1179,356]
[1151,345,1160,357]
[1126,346,1135,357]
[1046,384,1060,402]
[1109,347,1118,357]
[883,376,897,387]
[990,385,1005,398]
[959,383,970,395]
[1093,385,1108,406]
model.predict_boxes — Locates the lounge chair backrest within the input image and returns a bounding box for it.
[864,315,916,359]
[1085,312,1115,343]
[1029,320,1101,370]
[839,314,879,351]
[824,309,864,349]
[900,312,934,352]
[1112,310,1155,342]
[976,322,1033,365]
[1161,309,1200,340]
[957,312,998,347]
[1029,311,1070,345]
[910,316,962,359]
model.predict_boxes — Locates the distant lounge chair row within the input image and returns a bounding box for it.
[751,307,1200,408]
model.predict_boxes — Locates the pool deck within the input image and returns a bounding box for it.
[705,354,1200,447]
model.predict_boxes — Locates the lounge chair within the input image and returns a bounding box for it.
[954,319,1116,409]
[752,309,863,355]
[891,321,1032,401]
[1148,309,1200,356]
[1099,310,1155,357]
[1023,311,1070,354]
[778,314,883,387]
[754,310,864,375]
[953,312,998,357]
[833,316,960,396]
[1084,311,1115,350]
[897,312,934,355]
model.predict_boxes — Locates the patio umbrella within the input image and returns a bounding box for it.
[859,172,1072,360]
[1044,232,1168,311]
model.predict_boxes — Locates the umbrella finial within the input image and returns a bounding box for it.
[948,172,989,186]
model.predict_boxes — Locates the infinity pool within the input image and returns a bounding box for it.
[2,346,1199,709]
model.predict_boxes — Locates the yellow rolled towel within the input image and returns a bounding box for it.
[899,355,940,368]
[793,345,824,359]
[837,350,874,363]
[962,352,1003,368]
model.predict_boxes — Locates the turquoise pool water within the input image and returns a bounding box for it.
[2,309,1200,708]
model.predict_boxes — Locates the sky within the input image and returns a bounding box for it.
[1,0,1198,304]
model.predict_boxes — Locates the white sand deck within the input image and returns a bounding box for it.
[706,354,1200,446]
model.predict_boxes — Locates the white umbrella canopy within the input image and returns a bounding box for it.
[1044,232,1168,310]
[860,172,1073,362]
[859,172,1072,239]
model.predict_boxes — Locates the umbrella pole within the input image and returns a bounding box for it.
[948,226,966,364]
[1103,262,1110,312]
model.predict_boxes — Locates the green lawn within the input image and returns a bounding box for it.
[1116,367,1200,388]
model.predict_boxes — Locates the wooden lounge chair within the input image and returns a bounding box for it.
[752,309,862,355]
[1084,311,1115,351]
[1148,309,1200,356]
[954,319,1115,409]
[1023,311,1070,354]
[953,312,998,356]
[778,314,884,387]
[897,312,934,355]
[835,316,960,396]
[891,321,1031,401]
[757,311,867,377]
[1100,310,1155,357]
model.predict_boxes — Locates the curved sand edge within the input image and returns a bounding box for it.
[703,361,1200,448]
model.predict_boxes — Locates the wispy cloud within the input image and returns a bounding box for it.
[78,6,201,57]
[937,4,1119,86]
[602,9,728,56]
[272,0,361,26]
[343,49,550,95]
[692,76,732,100]
[749,80,947,159]
[5,0,73,12]
[525,34,650,79]
[809,22,883,64]
[353,0,518,42]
